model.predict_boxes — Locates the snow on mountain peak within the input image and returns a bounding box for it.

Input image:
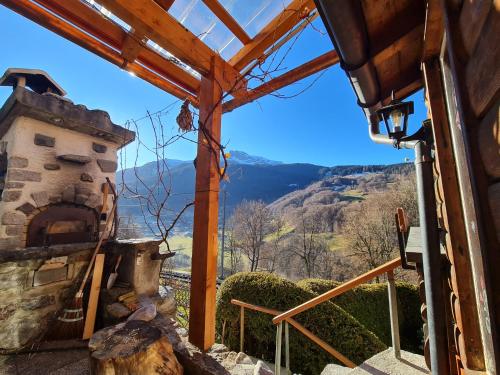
[228,150,283,166]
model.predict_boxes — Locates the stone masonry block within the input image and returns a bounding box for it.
[34,133,55,147]
[2,190,22,202]
[5,182,24,189]
[97,159,117,173]
[5,225,23,236]
[31,191,50,207]
[8,157,28,168]
[80,173,94,182]
[16,202,36,215]
[44,163,60,171]
[2,212,25,225]
[7,169,42,182]
[62,185,76,203]
[92,143,107,153]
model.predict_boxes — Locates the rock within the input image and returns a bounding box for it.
[235,352,253,365]
[97,159,117,173]
[2,190,21,202]
[127,296,157,322]
[7,169,41,182]
[92,143,107,153]
[57,154,91,164]
[31,191,49,207]
[106,303,131,319]
[254,360,273,375]
[44,163,61,170]
[80,173,93,182]
[8,157,28,168]
[210,343,229,354]
[34,133,55,147]
[20,295,56,310]
[2,212,25,225]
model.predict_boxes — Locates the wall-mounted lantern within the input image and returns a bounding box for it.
[376,91,414,142]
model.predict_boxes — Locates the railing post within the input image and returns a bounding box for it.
[285,321,290,374]
[240,306,244,353]
[275,322,283,375]
[387,270,401,359]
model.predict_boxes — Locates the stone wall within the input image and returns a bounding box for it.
[0,116,119,250]
[0,248,92,351]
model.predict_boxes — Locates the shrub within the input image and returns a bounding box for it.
[216,272,386,375]
[297,278,423,353]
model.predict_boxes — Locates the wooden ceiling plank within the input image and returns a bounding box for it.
[223,50,339,112]
[229,0,316,72]
[1,0,199,105]
[33,0,200,94]
[96,0,246,93]
[202,0,251,44]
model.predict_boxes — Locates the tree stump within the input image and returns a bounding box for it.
[89,320,183,375]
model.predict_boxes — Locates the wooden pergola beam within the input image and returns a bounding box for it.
[97,0,246,94]
[224,50,339,112]
[1,0,199,105]
[201,0,251,45]
[152,0,174,12]
[229,0,316,71]
[189,57,223,351]
[33,0,200,94]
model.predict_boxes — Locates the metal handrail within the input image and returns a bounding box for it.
[272,257,402,324]
[231,299,356,371]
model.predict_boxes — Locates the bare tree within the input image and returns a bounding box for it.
[342,174,418,276]
[260,215,287,273]
[230,200,274,272]
[287,209,329,278]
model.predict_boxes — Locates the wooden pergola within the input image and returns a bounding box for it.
[0,0,340,350]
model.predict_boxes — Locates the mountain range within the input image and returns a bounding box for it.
[117,151,414,234]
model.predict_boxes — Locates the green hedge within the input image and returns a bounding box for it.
[216,272,386,375]
[297,279,423,353]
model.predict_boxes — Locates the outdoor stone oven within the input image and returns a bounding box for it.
[0,68,136,350]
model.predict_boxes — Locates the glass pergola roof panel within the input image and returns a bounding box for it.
[169,0,293,59]
[169,0,243,60]
[217,0,293,38]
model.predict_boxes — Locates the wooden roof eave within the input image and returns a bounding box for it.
[2,0,199,106]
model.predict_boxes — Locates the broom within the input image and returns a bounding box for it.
[48,179,118,340]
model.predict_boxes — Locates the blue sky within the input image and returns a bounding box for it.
[0,5,426,167]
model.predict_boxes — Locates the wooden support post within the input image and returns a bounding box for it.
[188,57,223,351]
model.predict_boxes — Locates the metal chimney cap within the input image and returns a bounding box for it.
[0,68,66,96]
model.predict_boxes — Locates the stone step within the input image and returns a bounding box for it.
[321,348,428,375]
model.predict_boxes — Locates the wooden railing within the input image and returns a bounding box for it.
[231,257,403,374]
